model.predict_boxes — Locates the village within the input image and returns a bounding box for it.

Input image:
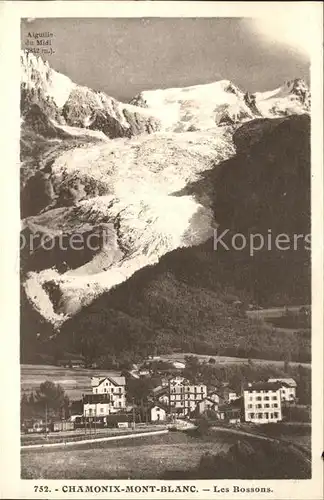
[21,354,305,437]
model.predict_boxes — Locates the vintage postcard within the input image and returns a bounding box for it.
[0,1,323,499]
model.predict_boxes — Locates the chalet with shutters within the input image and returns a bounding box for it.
[267,378,297,402]
[89,375,126,412]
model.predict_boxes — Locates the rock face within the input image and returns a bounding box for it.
[21,50,74,109]
[21,50,161,139]
[20,49,310,341]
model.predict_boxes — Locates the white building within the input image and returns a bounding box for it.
[83,394,111,417]
[150,405,167,422]
[268,378,297,402]
[90,375,126,412]
[243,382,282,424]
[169,377,207,417]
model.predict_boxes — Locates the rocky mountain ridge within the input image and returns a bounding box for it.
[20,50,310,347]
[21,50,310,138]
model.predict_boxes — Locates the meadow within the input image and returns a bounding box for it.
[21,364,120,399]
[21,431,235,479]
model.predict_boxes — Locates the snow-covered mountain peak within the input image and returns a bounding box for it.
[130,79,252,131]
[20,50,162,139]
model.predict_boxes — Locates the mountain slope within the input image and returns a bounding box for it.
[59,115,310,363]
[21,115,311,365]
[20,51,310,350]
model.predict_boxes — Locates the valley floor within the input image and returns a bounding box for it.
[21,427,311,480]
[21,431,233,479]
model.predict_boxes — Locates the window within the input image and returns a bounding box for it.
[100,408,104,413]
[257,413,263,419]
[249,413,255,419]
[274,412,279,418]
[256,396,262,401]
[264,404,270,408]
[256,404,262,409]
[119,402,122,407]
[111,388,114,393]
[264,412,269,419]
[248,404,253,409]
[273,403,278,408]
[119,388,122,393]
[201,387,204,392]
[272,396,277,400]
[264,396,269,401]
[249,396,253,401]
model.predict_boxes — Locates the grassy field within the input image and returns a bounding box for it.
[161,353,311,368]
[21,431,235,479]
[21,364,121,399]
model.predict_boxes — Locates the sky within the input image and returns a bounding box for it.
[21,17,310,101]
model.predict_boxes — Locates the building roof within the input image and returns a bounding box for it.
[244,382,282,392]
[93,375,126,388]
[150,404,167,412]
[268,378,297,387]
[199,397,216,405]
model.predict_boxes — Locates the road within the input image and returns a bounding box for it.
[246,305,309,319]
[21,428,169,450]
